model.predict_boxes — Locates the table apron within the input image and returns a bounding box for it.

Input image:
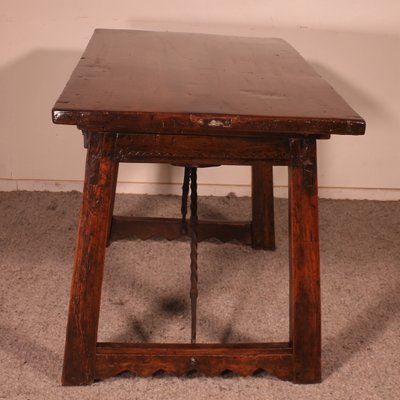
[111,133,290,165]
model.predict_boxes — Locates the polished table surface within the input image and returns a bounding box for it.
[52,29,365,386]
[53,29,365,137]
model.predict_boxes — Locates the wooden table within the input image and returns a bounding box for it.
[52,29,365,385]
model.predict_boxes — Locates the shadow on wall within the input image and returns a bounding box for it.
[0,50,84,180]
[310,62,398,185]
[2,27,398,188]
[0,49,187,189]
[119,22,398,190]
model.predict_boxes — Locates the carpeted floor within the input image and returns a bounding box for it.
[0,191,399,399]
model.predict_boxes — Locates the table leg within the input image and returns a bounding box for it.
[288,139,321,383]
[251,163,275,250]
[62,132,118,385]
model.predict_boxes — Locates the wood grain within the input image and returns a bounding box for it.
[95,343,293,381]
[62,133,118,386]
[113,133,291,166]
[251,163,276,250]
[52,29,365,137]
[288,138,321,383]
[54,28,366,386]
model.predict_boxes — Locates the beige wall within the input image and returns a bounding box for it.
[1,1,399,199]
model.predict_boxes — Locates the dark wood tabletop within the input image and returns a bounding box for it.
[52,29,365,137]
[55,29,365,386]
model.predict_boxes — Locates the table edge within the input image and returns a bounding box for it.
[52,109,366,137]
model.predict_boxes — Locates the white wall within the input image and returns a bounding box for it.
[1,1,399,199]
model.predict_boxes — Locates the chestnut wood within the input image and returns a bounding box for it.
[52,29,365,137]
[109,216,252,245]
[113,133,290,166]
[251,163,275,250]
[95,343,293,380]
[62,133,118,386]
[289,139,321,383]
[53,29,366,387]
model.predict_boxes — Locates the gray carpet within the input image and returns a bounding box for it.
[0,191,399,399]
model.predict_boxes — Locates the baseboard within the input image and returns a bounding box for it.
[0,178,399,201]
